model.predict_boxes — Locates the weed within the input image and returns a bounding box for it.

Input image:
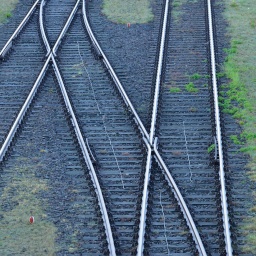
[207,144,215,153]
[230,135,241,145]
[190,73,202,80]
[249,19,256,28]
[185,82,198,93]
[170,87,181,93]
[171,0,186,22]
[216,72,226,78]
[173,3,179,7]
[172,0,199,21]
[224,39,242,55]
[230,1,238,7]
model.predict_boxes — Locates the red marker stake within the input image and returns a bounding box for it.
[29,216,34,224]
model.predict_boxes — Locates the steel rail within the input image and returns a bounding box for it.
[51,55,116,255]
[83,0,207,254]
[82,0,149,142]
[137,0,170,253]
[207,0,232,254]
[38,2,116,253]
[52,0,81,56]
[149,0,169,145]
[0,55,51,162]
[137,0,206,254]
[39,0,51,55]
[153,138,207,255]
[137,138,152,256]
[0,0,40,59]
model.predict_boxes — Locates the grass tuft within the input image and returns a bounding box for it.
[216,72,226,78]
[185,82,199,93]
[230,1,239,7]
[190,73,202,80]
[207,144,215,153]
[170,87,181,93]
[230,134,242,145]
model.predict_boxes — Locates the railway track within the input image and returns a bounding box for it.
[0,0,235,255]
[0,1,110,254]
[86,0,233,255]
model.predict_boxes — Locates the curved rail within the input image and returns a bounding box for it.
[1,2,117,254]
[149,0,168,145]
[52,0,80,56]
[39,0,51,55]
[207,0,232,254]
[51,56,116,255]
[153,138,207,255]
[82,0,149,142]
[39,2,117,254]
[138,0,207,253]
[137,0,169,253]
[83,0,207,254]
[0,0,40,59]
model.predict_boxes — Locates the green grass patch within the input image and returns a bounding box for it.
[222,0,256,253]
[0,158,57,255]
[101,0,154,24]
[170,87,181,93]
[0,0,18,24]
[185,82,199,93]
